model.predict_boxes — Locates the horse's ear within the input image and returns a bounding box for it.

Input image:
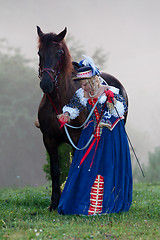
[37,26,44,38]
[55,27,67,42]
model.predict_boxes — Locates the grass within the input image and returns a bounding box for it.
[0,183,160,240]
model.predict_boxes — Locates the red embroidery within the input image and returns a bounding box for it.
[88,99,101,138]
[88,175,104,215]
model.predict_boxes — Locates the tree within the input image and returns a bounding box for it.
[0,39,46,187]
[133,146,160,183]
[66,34,108,70]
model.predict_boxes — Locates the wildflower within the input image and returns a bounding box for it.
[36,233,40,236]
[34,229,38,232]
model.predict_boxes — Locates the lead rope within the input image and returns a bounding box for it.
[65,93,104,129]
[111,98,145,177]
[64,94,105,151]
[64,126,94,151]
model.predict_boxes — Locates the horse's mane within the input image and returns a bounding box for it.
[38,32,73,79]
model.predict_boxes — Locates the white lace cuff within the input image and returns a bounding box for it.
[62,106,79,119]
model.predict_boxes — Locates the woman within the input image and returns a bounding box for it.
[58,57,132,215]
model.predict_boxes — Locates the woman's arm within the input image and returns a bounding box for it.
[57,88,87,128]
[62,88,87,120]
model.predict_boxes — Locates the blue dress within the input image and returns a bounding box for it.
[58,88,132,215]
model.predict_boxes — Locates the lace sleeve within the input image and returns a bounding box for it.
[114,94,128,113]
[62,88,87,119]
[109,94,128,117]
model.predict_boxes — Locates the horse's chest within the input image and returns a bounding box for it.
[39,107,59,135]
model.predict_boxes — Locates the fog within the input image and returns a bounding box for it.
[0,0,160,187]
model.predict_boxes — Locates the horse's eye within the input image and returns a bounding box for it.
[57,49,64,57]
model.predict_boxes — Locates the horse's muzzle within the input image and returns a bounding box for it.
[40,78,53,93]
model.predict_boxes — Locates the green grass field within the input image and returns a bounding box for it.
[0,183,160,240]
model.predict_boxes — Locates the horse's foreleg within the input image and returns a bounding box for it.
[43,136,61,211]
[49,150,61,211]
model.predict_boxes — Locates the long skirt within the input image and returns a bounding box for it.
[58,121,132,215]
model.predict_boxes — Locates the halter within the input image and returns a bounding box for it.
[38,42,64,114]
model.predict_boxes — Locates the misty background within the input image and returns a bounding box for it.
[0,0,160,187]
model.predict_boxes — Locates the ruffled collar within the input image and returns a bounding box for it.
[76,88,107,106]
[76,88,88,106]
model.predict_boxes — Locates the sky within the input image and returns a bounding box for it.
[0,0,160,164]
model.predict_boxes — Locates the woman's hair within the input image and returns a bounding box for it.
[87,75,101,94]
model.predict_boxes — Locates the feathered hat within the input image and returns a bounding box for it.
[72,56,101,81]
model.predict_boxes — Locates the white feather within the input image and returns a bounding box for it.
[81,55,100,75]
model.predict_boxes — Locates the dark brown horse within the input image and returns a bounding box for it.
[36,26,128,211]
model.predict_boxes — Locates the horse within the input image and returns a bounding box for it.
[36,26,128,211]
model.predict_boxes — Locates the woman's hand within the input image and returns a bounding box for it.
[57,112,70,129]
[104,89,114,103]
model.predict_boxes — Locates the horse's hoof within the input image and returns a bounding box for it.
[48,201,59,212]
[35,118,40,128]
[47,206,53,212]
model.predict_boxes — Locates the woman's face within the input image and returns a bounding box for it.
[81,79,91,93]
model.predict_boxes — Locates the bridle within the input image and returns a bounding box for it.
[38,41,64,114]
[38,41,64,86]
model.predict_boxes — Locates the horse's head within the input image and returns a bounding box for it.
[37,26,69,93]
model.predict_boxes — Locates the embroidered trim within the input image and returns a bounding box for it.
[62,106,79,120]
[99,116,124,131]
[88,175,104,215]
[110,116,124,130]
[99,120,112,129]
[77,69,92,78]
